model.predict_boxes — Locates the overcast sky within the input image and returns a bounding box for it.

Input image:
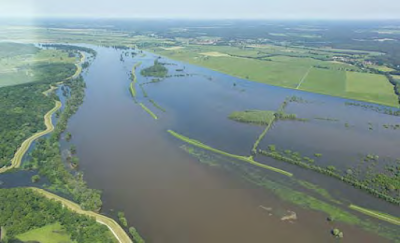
[1,0,400,19]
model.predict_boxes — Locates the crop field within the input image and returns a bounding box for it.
[299,68,346,95]
[16,223,73,243]
[345,71,398,106]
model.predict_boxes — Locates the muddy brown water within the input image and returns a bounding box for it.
[59,45,397,242]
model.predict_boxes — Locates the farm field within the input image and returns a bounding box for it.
[151,45,399,107]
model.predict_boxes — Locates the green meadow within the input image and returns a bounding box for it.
[152,45,399,107]
[16,223,73,243]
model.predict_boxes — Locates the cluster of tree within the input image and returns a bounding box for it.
[40,44,97,57]
[140,60,168,78]
[116,212,145,243]
[385,74,400,104]
[258,148,400,205]
[344,102,400,116]
[274,111,308,122]
[0,81,59,168]
[0,188,115,243]
[0,64,75,143]
[24,77,102,211]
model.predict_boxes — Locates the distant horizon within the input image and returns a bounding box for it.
[1,16,400,21]
[2,0,400,20]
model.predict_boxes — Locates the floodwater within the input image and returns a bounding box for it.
[58,45,399,242]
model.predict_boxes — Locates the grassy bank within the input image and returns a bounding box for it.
[167,130,292,177]
[349,204,400,226]
[29,187,132,243]
[149,99,166,112]
[129,62,142,99]
[251,118,275,154]
[140,103,158,120]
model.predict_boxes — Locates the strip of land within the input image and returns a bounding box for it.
[140,103,158,120]
[296,66,312,89]
[167,129,293,177]
[349,204,400,226]
[29,187,132,243]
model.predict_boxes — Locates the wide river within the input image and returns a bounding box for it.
[60,45,399,242]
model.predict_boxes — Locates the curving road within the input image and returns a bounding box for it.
[29,187,133,243]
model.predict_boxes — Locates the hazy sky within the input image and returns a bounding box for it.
[1,0,400,19]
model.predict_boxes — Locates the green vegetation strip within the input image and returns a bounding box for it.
[129,62,142,98]
[29,187,133,243]
[149,99,166,112]
[0,100,62,173]
[140,103,158,120]
[229,110,276,126]
[349,204,400,226]
[167,130,292,177]
[252,118,275,154]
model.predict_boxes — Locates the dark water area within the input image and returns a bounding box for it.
[0,170,50,189]
[55,45,400,242]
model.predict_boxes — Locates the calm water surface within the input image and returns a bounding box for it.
[61,46,398,242]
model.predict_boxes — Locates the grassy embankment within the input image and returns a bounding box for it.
[29,187,132,243]
[252,120,275,154]
[129,62,142,99]
[167,130,292,177]
[349,204,400,226]
[0,51,86,173]
[151,45,399,107]
[149,99,166,112]
[140,103,158,120]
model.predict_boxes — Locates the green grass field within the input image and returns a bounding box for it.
[152,45,399,107]
[299,68,346,96]
[0,43,77,87]
[345,71,398,106]
[16,223,73,243]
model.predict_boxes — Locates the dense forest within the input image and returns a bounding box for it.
[140,60,168,77]
[0,62,75,168]
[0,188,114,243]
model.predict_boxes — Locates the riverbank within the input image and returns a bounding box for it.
[29,187,132,243]
[0,100,61,173]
